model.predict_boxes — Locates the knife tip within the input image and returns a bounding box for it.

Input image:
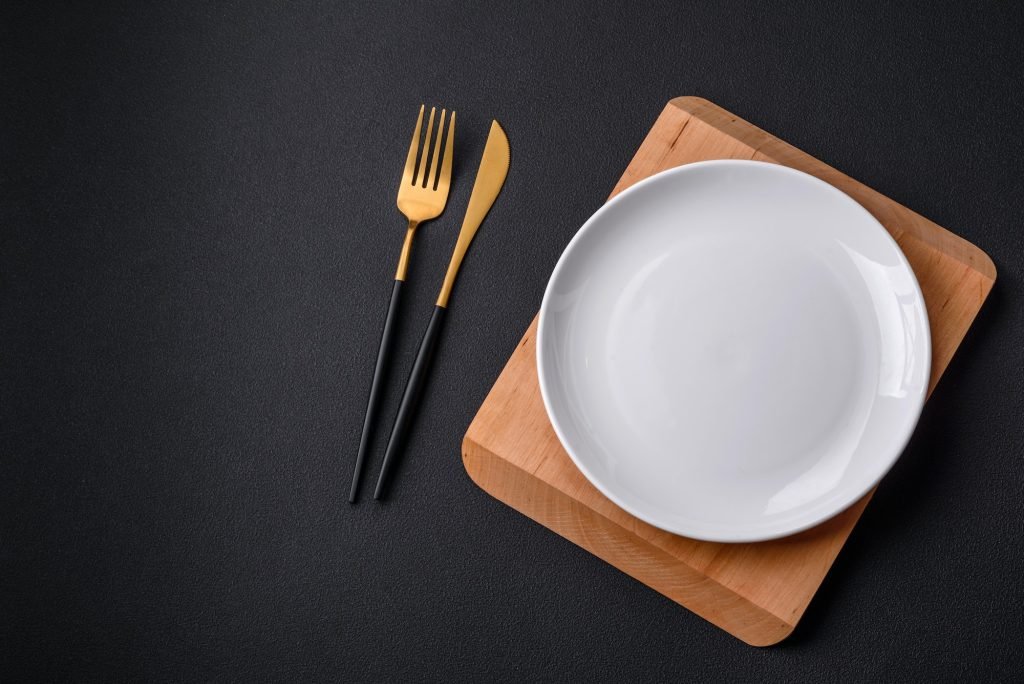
[488,120,510,169]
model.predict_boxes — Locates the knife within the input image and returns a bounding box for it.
[373,120,510,500]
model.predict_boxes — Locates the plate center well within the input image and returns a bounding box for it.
[603,230,876,493]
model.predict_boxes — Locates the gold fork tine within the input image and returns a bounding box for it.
[416,107,436,187]
[429,110,447,190]
[438,111,455,190]
[402,105,424,186]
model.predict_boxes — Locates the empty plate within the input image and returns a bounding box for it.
[537,160,930,542]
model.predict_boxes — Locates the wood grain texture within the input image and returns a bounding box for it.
[462,97,996,646]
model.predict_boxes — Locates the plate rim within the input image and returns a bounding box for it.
[536,159,932,543]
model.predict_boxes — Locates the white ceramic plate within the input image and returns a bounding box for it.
[537,160,930,543]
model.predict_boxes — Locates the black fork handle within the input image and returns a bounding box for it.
[373,305,447,500]
[350,279,404,503]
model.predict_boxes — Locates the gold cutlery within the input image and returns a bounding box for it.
[349,105,455,503]
[373,120,510,499]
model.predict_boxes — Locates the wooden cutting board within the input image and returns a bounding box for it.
[461,97,996,646]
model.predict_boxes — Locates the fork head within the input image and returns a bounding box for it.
[397,105,455,223]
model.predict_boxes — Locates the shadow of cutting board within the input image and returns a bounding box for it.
[462,97,996,646]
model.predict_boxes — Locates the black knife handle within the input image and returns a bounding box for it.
[349,279,404,503]
[373,305,447,500]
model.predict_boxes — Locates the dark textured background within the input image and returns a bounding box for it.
[2,1,1023,681]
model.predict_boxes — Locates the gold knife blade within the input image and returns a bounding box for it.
[436,120,510,307]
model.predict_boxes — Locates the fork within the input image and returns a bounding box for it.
[349,105,455,503]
